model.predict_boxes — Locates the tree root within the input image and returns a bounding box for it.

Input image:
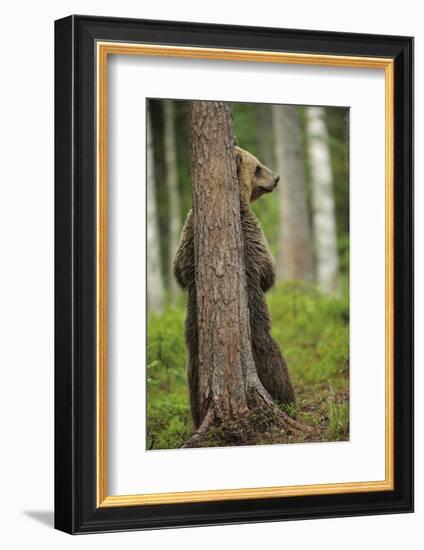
[181,407,216,448]
[247,380,313,435]
[182,382,312,449]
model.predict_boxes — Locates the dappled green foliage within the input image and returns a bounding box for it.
[146,306,192,449]
[147,282,349,449]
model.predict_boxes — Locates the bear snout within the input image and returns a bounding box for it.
[271,173,280,188]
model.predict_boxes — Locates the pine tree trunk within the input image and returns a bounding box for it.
[272,105,314,282]
[306,106,339,294]
[185,101,308,447]
[163,100,181,302]
[189,101,251,427]
[146,106,164,312]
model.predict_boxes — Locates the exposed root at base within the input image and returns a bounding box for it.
[247,381,312,434]
[181,408,216,448]
[181,386,313,449]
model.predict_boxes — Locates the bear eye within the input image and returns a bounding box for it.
[255,165,261,177]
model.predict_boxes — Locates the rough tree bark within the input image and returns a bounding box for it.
[163,100,181,302]
[146,106,164,313]
[185,101,306,447]
[272,105,314,282]
[306,106,339,295]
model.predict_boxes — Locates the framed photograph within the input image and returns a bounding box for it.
[54,15,413,534]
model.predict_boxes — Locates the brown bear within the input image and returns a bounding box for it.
[174,146,295,429]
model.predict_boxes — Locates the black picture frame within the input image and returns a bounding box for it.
[55,15,414,534]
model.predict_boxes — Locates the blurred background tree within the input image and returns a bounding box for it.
[306,106,340,295]
[146,99,350,449]
[162,99,181,303]
[146,106,164,313]
[272,104,314,282]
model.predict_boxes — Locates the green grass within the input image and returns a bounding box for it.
[146,281,349,449]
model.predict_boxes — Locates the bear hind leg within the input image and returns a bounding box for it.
[253,338,296,407]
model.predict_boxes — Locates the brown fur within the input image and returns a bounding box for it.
[174,146,295,429]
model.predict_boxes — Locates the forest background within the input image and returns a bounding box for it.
[146,99,350,450]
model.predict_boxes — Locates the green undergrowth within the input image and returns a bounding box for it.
[146,281,349,450]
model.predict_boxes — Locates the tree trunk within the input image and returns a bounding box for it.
[163,100,181,302]
[146,105,164,313]
[185,101,307,447]
[306,106,339,294]
[189,100,251,428]
[272,105,314,282]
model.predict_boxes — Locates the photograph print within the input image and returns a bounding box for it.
[146,98,349,450]
[54,18,414,534]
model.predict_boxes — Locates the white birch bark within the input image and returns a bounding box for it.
[306,106,339,294]
[147,106,164,312]
[163,100,181,302]
[272,105,314,282]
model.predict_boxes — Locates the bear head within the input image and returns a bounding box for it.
[235,146,280,203]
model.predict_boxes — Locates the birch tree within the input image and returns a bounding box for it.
[163,100,181,302]
[184,100,306,447]
[272,105,314,282]
[306,106,339,294]
[146,106,164,312]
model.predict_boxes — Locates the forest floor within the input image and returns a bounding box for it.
[146,281,350,450]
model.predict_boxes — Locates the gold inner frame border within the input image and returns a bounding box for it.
[96,42,394,508]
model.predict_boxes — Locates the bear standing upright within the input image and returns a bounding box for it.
[174,146,295,429]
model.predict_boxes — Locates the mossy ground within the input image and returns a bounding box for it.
[146,281,349,450]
